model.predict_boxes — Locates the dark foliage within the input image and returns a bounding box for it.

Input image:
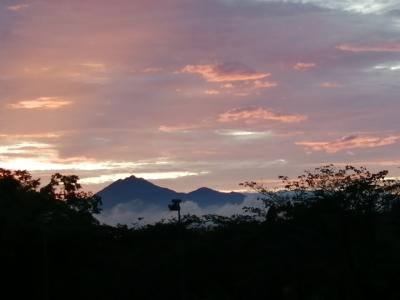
[1,165,400,299]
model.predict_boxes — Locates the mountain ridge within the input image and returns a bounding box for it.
[97,176,245,210]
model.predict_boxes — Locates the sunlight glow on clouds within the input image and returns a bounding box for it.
[9,97,72,110]
[215,130,273,140]
[0,157,150,172]
[373,62,400,71]
[0,141,169,172]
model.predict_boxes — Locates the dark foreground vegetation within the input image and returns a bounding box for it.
[1,165,400,299]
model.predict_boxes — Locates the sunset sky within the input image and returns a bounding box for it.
[1,0,400,193]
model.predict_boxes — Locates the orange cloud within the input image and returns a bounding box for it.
[296,134,400,153]
[182,63,269,82]
[218,107,307,123]
[336,43,400,53]
[293,62,316,71]
[9,97,72,110]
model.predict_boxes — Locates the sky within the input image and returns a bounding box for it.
[1,0,400,193]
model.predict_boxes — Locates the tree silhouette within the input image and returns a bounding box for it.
[241,164,400,219]
[1,166,400,299]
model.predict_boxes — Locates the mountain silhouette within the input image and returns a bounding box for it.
[97,175,245,210]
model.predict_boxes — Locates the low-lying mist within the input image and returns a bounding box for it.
[97,194,263,226]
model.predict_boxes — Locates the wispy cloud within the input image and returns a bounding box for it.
[319,82,342,88]
[0,133,60,139]
[218,107,307,123]
[20,62,110,84]
[142,67,164,73]
[159,107,304,135]
[0,142,52,155]
[159,123,210,133]
[79,62,106,71]
[252,80,277,89]
[217,79,278,97]
[336,43,400,53]
[9,97,72,110]
[296,134,400,153]
[293,62,316,71]
[265,0,399,14]
[204,89,220,95]
[7,4,29,11]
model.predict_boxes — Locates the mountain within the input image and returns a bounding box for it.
[185,187,244,206]
[97,176,245,210]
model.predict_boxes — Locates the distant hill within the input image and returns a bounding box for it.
[97,176,245,210]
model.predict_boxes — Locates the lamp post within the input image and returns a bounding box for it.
[168,198,184,299]
[168,199,182,224]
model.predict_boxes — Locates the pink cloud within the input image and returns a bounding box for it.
[181,62,270,82]
[336,43,400,53]
[158,123,210,133]
[296,134,400,153]
[218,107,307,123]
[293,62,316,71]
